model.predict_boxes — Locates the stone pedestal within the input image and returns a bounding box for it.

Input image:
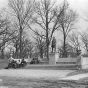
[81,56,88,69]
[49,52,59,65]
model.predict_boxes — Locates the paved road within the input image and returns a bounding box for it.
[0,69,74,80]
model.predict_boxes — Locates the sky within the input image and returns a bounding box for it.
[0,0,8,8]
[68,0,88,31]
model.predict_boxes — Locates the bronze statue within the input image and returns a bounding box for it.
[51,37,56,52]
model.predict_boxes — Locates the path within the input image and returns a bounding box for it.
[0,69,74,80]
[1,69,88,81]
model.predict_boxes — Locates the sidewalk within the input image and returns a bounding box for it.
[1,69,88,81]
[0,69,74,80]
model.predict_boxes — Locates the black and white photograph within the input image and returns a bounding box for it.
[0,0,88,88]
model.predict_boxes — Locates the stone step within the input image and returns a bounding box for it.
[24,65,78,70]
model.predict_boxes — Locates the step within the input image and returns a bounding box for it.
[25,65,78,70]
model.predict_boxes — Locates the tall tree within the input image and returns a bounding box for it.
[8,0,34,58]
[0,17,12,59]
[32,0,65,59]
[57,1,78,57]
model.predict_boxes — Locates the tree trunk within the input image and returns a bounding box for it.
[19,26,23,59]
[1,49,4,59]
[63,34,67,58]
[29,51,32,58]
[46,27,49,60]
[46,10,49,60]
[15,43,18,59]
[1,44,5,59]
[40,47,43,58]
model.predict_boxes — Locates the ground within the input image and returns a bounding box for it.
[0,59,88,88]
[0,69,73,79]
[0,69,72,88]
[0,69,88,88]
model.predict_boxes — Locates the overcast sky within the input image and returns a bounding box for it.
[0,0,87,13]
[68,0,88,31]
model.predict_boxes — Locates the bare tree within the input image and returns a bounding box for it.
[57,1,78,57]
[8,0,34,58]
[33,30,46,58]
[0,17,13,59]
[21,38,34,58]
[68,32,81,55]
[32,0,65,59]
[59,42,76,58]
[80,31,88,53]
[10,29,34,58]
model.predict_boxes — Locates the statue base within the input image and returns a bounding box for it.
[49,52,59,65]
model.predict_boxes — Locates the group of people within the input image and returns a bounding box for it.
[6,56,27,69]
[9,56,22,64]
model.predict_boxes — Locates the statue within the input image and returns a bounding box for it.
[51,37,56,52]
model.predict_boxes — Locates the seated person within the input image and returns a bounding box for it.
[9,56,14,63]
[16,59,21,64]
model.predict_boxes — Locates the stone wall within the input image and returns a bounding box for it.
[49,52,80,65]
